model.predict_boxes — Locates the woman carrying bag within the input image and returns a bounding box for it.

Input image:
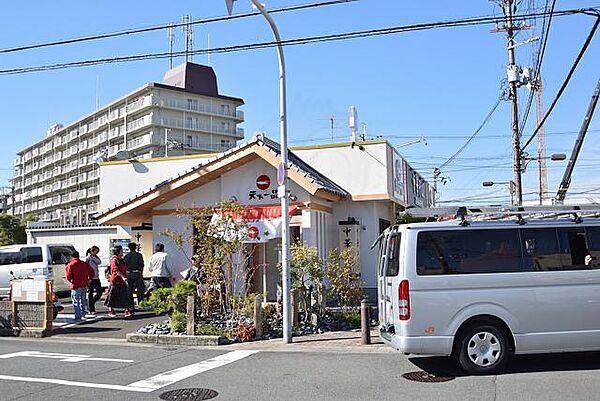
[104,245,133,318]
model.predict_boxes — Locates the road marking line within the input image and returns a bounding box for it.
[126,350,259,391]
[0,375,153,393]
[0,351,132,363]
[0,350,258,393]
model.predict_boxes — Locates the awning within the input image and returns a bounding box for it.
[220,204,298,220]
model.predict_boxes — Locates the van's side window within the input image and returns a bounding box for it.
[557,228,589,269]
[385,234,400,276]
[417,229,522,275]
[20,247,42,263]
[521,228,562,271]
[585,227,600,268]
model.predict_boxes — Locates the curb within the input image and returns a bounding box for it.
[126,333,229,346]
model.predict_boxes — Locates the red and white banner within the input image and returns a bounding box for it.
[212,205,298,243]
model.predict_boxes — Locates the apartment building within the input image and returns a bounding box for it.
[12,63,244,224]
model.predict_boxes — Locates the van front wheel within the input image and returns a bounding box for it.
[455,324,509,375]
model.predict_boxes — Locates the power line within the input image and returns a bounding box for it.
[0,0,359,55]
[437,95,503,170]
[0,7,591,76]
[522,8,600,150]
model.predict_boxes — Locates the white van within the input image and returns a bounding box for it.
[376,207,600,374]
[0,243,77,297]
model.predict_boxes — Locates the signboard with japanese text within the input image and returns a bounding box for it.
[392,151,406,203]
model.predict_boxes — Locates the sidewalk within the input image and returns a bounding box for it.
[219,328,393,354]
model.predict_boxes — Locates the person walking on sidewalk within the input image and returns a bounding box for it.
[65,250,94,322]
[85,246,103,315]
[124,242,145,306]
[148,243,173,289]
[104,245,133,318]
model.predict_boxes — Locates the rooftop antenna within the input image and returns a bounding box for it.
[361,122,367,141]
[182,15,194,63]
[329,114,335,142]
[207,33,211,65]
[168,24,175,69]
[349,106,358,143]
[95,75,100,110]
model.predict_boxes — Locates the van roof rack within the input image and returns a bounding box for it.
[402,204,600,225]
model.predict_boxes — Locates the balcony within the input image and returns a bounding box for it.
[126,96,151,114]
[127,133,162,151]
[126,115,150,132]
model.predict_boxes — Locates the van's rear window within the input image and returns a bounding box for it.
[416,229,522,275]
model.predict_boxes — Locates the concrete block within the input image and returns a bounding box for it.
[126,333,159,343]
[127,332,229,346]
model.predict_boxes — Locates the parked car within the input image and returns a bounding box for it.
[0,243,76,297]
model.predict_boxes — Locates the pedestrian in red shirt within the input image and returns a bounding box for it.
[104,245,133,318]
[65,250,94,321]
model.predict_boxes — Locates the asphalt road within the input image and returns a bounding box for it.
[0,337,599,401]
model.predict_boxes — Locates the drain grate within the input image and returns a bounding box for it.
[159,388,219,400]
[402,371,455,383]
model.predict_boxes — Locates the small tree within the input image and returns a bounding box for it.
[289,242,325,323]
[163,201,254,322]
[325,248,363,309]
[0,214,30,246]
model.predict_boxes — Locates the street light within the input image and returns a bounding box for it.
[225,0,292,343]
[521,152,566,204]
[482,180,516,205]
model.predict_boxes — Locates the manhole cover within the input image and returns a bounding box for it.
[402,371,455,383]
[159,388,219,400]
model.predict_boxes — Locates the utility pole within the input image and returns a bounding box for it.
[505,0,524,205]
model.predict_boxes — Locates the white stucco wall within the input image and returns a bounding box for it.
[294,142,389,197]
[99,155,217,210]
[27,225,128,261]
[331,200,393,293]
[152,215,192,280]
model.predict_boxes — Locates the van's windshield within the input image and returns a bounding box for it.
[49,246,76,265]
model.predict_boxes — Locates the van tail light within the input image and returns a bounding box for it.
[399,279,410,321]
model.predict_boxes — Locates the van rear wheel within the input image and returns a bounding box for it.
[455,324,509,375]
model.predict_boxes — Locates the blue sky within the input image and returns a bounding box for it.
[1,0,598,205]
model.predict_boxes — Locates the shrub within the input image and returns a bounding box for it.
[170,311,187,332]
[142,288,173,315]
[195,324,228,336]
[171,280,199,313]
[236,322,256,342]
[230,293,258,317]
[332,309,361,328]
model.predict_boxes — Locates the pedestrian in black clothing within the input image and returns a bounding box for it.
[124,242,145,306]
[85,246,103,314]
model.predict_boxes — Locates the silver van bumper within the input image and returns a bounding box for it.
[379,328,454,356]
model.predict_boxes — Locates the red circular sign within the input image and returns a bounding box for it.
[256,174,271,190]
[247,226,259,239]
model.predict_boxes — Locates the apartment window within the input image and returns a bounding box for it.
[221,122,231,132]
[220,139,231,148]
[186,135,193,147]
[220,104,230,115]
[187,99,198,111]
